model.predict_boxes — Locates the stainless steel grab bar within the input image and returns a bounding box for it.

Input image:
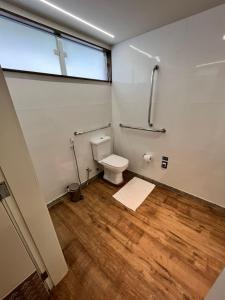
[74,123,111,136]
[120,123,166,133]
[148,65,159,127]
[119,65,166,134]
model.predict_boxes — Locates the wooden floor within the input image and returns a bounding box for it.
[50,173,225,300]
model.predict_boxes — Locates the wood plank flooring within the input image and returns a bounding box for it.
[49,173,225,300]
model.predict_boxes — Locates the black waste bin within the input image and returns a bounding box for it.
[67,183,82,202]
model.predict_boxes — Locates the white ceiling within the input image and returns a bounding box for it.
[4,0,225,45]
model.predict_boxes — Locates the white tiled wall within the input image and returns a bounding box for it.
[6,74,111,203]
[112,4,225,207]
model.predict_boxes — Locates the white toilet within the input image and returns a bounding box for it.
[91,136,129,185]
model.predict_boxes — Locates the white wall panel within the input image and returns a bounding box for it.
[5,74,111,203]
[112,4,225,207]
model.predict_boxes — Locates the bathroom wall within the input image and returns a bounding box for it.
[112,4,225,207]
[1,3,111,204]
[5,73,111,204]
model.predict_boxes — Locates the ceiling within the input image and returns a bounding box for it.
[4,0,225,45]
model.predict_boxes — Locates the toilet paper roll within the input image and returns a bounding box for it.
[143,153,153,162]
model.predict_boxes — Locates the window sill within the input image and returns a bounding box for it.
[2,68,111,83]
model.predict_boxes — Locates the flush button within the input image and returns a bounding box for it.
[161,161,168,169]
[161,156,168,169]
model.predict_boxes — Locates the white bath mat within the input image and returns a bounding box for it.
[113,177,155,211]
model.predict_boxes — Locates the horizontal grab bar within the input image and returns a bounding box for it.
[74,123,111,136]
[119,123,166,133]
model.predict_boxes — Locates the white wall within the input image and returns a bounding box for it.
[112,4,225,208]
[5,73,111,203]
[1,2,112,204]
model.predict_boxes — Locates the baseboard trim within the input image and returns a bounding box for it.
[47,193,66,209]
[47,172,103,209]
[127,170,225,211]
[48,170,225,212]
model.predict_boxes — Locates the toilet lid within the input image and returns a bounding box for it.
[100,154,128,168]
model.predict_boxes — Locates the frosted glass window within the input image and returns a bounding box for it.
[62,38,108,80]
[0,13,111,81]
[0,17,61,74]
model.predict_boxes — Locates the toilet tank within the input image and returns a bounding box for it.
[90,136,112,161]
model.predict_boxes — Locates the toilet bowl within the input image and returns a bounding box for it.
[90,136,129,185]
[99,154,129,185]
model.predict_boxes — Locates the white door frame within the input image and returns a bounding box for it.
[0,67,68,288]
[0,167,52,290]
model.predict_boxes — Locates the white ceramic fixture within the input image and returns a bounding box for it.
[91,136,129,185]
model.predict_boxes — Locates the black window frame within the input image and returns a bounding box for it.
[0,8,112,83]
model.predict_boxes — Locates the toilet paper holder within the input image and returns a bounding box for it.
[143,153,153,162]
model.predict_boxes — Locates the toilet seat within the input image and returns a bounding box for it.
[100,154,128,169]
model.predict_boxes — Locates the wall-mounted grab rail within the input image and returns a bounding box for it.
[119,65,166,134]
[120,123,166,133]
[148,64,159,127]
[74,123,111,136]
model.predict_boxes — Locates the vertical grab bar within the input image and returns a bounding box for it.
[148,65,159,127]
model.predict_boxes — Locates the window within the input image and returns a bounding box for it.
[0,11,111,81]
[0,16,61,74]
[62,38,107,80]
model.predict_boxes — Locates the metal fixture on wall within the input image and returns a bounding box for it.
[86,168,92,186]
[70,139,82,186]
[119,123,166,133]
[74,123,111,136]
[148,65,159,127]
[120,64,166,134]
[69,138,83,200]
